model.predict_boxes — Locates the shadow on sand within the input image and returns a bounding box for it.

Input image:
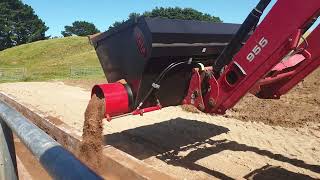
[104,118,319,179]
[244,165,315,180]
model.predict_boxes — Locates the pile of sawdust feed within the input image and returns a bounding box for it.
[227,69,320,128]
[79,94,105,170]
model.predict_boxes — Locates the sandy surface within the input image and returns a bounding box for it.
[1,81,319,179]
[228,69,320,129]
[0,81,90,131]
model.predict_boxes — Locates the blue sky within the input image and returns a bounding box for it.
[21,0,278,37]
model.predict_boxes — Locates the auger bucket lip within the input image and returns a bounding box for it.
[89,16,241,49]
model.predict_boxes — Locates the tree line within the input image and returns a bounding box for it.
[0,0,221,51]
[0,0,48,50]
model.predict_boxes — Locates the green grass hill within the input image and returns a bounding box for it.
[0,36,104,82]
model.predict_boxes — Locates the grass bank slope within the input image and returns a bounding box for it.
[0,36,104,81]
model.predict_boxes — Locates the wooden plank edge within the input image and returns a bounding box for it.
[0,92,175,180]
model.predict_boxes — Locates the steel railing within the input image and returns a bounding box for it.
[0,100,103,180]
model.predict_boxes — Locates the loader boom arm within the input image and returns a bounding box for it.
[183,0,320,114]
[251,25,320,99]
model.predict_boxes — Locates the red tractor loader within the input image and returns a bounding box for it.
[89,0,320,121]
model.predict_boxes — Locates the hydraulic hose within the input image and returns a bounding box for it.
[136,60,199,109]
[213,0,271,75]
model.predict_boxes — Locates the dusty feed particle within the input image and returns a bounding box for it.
[46,116,64,125]
[181,104,200,113]
[79,93,105,171]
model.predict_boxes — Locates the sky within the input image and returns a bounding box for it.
[21,0,318,37]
